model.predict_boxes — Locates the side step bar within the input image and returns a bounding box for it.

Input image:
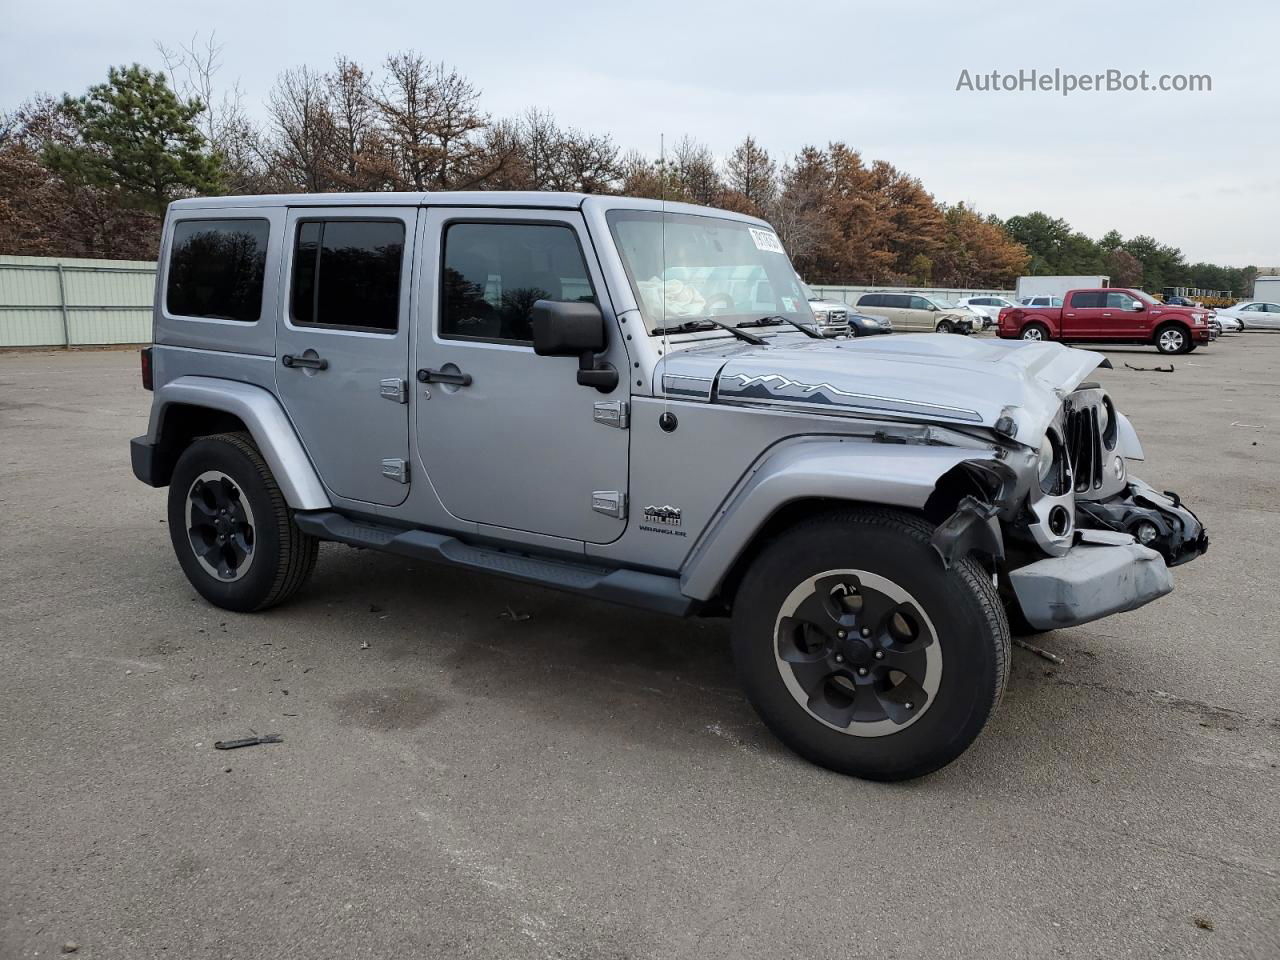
[293,511,696,617]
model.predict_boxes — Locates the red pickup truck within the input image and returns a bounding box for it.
[997,288,1212,354]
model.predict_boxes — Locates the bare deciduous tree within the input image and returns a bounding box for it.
[267,66,341,192]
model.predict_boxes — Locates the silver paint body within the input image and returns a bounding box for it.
[141,191,1165,608]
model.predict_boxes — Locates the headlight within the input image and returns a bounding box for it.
[1097,401,1109,435]
[1037,435,1055,482]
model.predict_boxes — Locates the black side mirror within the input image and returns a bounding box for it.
[530,299,617,392]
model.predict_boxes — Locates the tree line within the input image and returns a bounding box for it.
[0,39,1258,294]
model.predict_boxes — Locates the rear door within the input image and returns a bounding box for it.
[1062,291,1105,338]
[275,206,417,506]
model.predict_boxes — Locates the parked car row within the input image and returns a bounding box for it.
[801,284,1279,348]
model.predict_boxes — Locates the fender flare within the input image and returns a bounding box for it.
[1018,312,1056,337]
[678,437,1005,601]
[147,376,330,510]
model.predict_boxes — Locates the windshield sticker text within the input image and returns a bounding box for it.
[748,228,785,254]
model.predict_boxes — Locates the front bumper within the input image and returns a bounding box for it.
[1009,537,1173,631]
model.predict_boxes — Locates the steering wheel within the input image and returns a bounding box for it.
[704,292,736,315]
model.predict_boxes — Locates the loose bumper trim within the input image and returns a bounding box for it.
[1008,540,1173,631]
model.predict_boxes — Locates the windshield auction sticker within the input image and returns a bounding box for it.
[748,228,785,254]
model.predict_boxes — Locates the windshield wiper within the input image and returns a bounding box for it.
[650,316,767,345]
[741,314,824,339]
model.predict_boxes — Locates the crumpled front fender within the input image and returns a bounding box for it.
[679,437,1005,601]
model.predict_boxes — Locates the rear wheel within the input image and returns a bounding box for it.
[730,509,1010,781]
[1155,324,1189,354]
[167,432,318,612]
[1021,322,1049,342]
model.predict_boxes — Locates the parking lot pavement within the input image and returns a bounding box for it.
[1,337,1277,960]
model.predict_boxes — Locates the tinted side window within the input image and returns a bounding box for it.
[441,222,594,343]
[907,296,931,310]
[166,219,269,323]
[291,220,405,332]
[857,294,881,307]
[1071,292,1106,308]
[1106,292,1138,309]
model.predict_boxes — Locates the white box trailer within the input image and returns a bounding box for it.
[1015,276,1110,301]
[1253,276,1280,302]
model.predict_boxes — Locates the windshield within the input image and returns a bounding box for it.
[929,298,958,309]
[1131,289,1160,305]
[606,210,814,334]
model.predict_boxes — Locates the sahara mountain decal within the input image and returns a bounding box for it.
[643,505,683,527]
[719,372,983,422]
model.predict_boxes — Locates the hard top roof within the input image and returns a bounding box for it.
[167,191,772,227]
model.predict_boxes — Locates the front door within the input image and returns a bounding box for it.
[1103,290,1148,339]
[275,206,417,507]
[414,208,630,544]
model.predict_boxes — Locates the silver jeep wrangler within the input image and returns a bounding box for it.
[131,192,1207,780]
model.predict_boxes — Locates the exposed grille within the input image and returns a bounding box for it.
[1064,403,1104,492]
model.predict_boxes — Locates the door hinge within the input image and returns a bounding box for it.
[591,490,626,519]
[593,400,629,429]
[381,458,410,483]
[380,378,408,404]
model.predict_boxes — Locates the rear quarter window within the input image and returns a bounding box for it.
[166,219,270,323]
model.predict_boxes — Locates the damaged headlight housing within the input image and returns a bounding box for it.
[1037,435,1054,482]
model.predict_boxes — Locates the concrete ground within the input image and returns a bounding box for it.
[1,336,1277,960]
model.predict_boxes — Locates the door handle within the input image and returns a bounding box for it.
[282,354,328,371]
[1102,313,1112,317]
[416,367,472,387]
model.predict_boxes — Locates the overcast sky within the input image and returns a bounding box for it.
[4,0,1276,267]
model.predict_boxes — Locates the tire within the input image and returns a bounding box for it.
[167,432,319,612]
[1155,324,1189,355]
[936,319,953,334]
[730,508,1010,781]
[1021,322,1049,342]
[1186,343,1198,353]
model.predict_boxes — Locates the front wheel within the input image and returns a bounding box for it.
[1155,324,1189,354]
[936,319,953,334]
[167,432,319,612]
[730,509,1010,781]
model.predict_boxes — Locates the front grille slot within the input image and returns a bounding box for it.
[1065,404,1104,492]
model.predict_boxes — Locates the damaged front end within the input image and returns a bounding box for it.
[930,383,1207,632]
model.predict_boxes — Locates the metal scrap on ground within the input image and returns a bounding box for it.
[213,734,283,750]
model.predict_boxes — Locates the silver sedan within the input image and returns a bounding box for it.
[1213,301,1280,331]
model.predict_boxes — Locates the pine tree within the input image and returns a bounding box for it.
[44,65,221,213]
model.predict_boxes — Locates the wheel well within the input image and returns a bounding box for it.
[151,404,250,485]
[1154,319,1189,338]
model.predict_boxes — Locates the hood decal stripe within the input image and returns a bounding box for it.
[718,372,984,423]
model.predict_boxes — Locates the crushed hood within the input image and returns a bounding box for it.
[656,333,1107,444]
